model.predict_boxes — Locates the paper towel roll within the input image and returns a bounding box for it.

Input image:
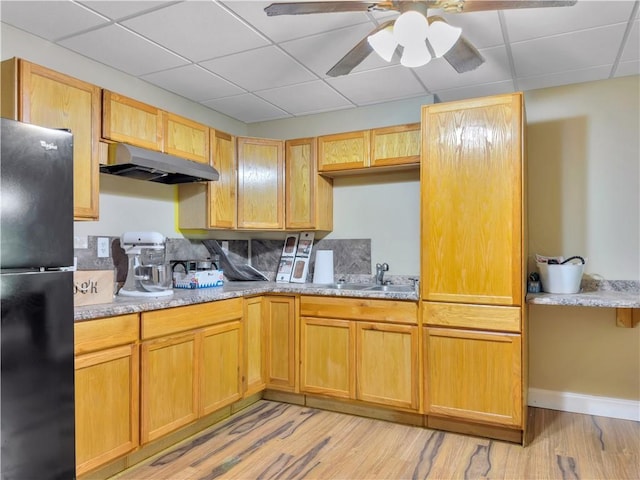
[313,250,334,284]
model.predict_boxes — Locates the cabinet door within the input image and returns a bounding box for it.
[102,90,163,151]
[424,327,522,427]
[264,296,296,391]
[201,321,242,415]
[164,112,210,164]
[300,317,355,399]
[141,333,199,443]
[421,94,523,306]
[209,129,237,228]
[371,123,420,168]
[75,344,139,476]
[244,297,265,396]
[237,137,284,229]
[6,59,101,220]
[356,322,419,410]
[318,130,370,173]
[285,137,333,231]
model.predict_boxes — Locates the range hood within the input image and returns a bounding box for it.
[100,143,219,184]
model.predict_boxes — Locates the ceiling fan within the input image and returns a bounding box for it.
[264,1,578,77]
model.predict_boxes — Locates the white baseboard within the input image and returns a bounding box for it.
[528,388,640,422]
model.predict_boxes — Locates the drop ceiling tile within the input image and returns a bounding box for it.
[0,1,108,41]
[432,80,514,103]
[199,46,317,91]
[141,65,244,102]
[326,65,426,105]
[122,1,269,62]
[504,0,635,43]
[511,24,627,78]
[621,19,639,63]
[281,23,392,77]
[614,60,640,77]
[78,1,171,21]
[202,94,290,123]
[222,1,372,43]
[414,45,511,92]
[59,24,188,76]
[517,65,612,91]
[255,81,353,115]
[441,11,504,49]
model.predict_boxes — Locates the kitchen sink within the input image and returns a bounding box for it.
[325,283,371,290]
[364,285,415,293]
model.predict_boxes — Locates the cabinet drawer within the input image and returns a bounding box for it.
[300,295,417,325]
[423,302,521,333]
[141,298,243,339]
[74,314,139,355]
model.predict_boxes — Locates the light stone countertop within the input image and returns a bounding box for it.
[74,281,419,322]
[526,280,640,309]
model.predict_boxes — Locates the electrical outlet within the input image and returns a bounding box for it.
[74,236,88,249]
[97,237,110,258]
[221,240,229,252]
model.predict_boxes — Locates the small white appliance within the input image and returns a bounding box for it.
[119,231,173,297]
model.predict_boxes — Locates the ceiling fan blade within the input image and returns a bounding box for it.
[442,35,484,73]
[327,20,395,77]
[445,1,577,14]
[264,2,397,16]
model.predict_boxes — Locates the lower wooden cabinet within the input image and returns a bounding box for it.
[299,296,419,411]
[357,322,419,410]
[244,297,265,395]
[424,327,522,427]
[74,314,139,477]
[264,296,297,391]
[300,317,355,398]
[141,332,199,444]
[140,299,244,444]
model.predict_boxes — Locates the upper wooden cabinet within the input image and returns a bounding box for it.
[237,137,284,230]
[1,58,100,220]
[102,91,163,151]
[164,112,210,164]
[103,91,210,164]
[318,123,420,175]
[178,129,237,230]
[285,137,333,231]
[318,130,370,172]
[421,94,524,306]
[371,123,420,167]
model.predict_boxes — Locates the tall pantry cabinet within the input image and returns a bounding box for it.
[420,93,527,443]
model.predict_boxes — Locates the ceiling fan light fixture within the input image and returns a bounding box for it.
[393,11,429,46]
[368,26,397,62]
[427,19,462,57]
[400,42,432,68]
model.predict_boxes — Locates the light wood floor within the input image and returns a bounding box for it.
[115,400,639,480]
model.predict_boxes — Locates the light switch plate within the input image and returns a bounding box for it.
[97,237,110,258]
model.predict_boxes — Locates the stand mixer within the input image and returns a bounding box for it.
[119,231,173,297]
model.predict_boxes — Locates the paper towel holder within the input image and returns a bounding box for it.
[313,250,334,284]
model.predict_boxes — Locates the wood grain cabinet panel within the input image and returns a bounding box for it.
[141,333,199,444]
[102,90,163,151]
[75,344,139,477]
[300,317,355,399]
[318,130,370,172]
[244,297,265,396]
[237,137,284,229]
[371,123,420,167]
[201,321,242,416]
[285,137,333,231]
[1,58,100,220]
[424,327,522,427]
[264,296,296,391]
[421,94,524,306]
[164,112,209,164]
[357,322,419,410]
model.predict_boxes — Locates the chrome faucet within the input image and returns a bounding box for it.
[375,262,389,285]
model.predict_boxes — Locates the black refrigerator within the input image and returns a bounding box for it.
[1,118,76,479]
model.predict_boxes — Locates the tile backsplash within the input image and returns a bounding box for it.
[74,236,384,284]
